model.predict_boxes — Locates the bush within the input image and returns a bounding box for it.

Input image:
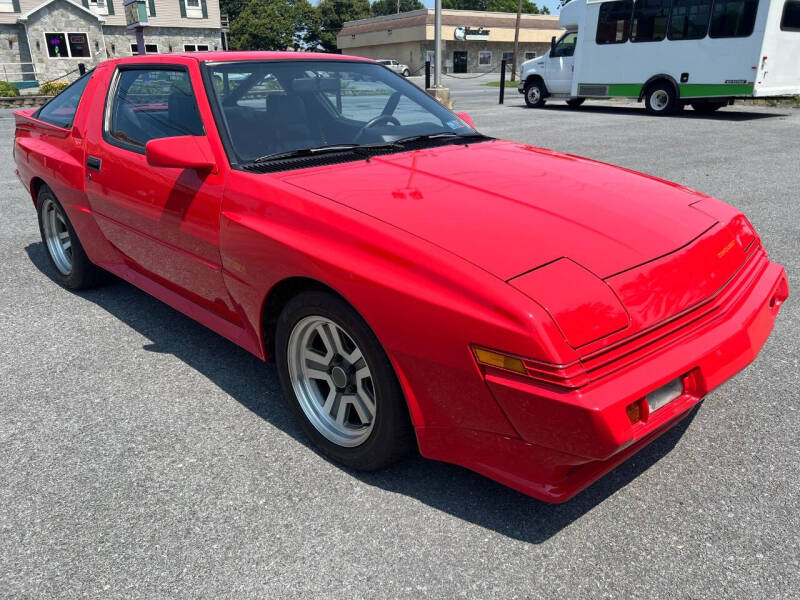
[39,81,69,96]
[0,81,20,97]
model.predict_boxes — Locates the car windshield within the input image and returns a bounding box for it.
[205,60,475,164]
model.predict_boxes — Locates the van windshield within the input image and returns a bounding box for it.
[205,60,476,164]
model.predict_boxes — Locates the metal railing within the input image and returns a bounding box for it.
[0,62,38,83]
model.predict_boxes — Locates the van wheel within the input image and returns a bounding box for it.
[566,98,585,108]
[36,185,105,290]
[524,80,546,108]
[644,82,677,115]
[691,101,726,114]
[402,68,410,77]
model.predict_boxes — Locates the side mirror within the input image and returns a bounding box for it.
[455,112,475,128]
[551,36,557,56]
[145,136,216,171]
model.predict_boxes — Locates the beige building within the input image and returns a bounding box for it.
[338,8,563,75]
[0,0,222,86]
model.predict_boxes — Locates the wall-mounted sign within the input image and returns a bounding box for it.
[454,26,490,41]
[124,0,150,29]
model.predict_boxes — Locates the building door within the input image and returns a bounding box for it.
[453,52,467,74]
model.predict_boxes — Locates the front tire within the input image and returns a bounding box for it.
[644,82,677,115]
[402,68,410,77]
[524,79,547,108]
[36,185,104,290]
[275,291,414,471]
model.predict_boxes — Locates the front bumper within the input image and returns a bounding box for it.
[418,252,788,502]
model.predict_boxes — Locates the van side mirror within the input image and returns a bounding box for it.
[146,136,216,172]
[551,36,557,56]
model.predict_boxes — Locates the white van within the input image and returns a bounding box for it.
[517,0,800,114]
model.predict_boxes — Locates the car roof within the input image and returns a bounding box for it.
[106,51,376,66]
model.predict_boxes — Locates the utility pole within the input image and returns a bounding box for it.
[511,0,522,82]
[397,0,400,13]
[434,0,442,87]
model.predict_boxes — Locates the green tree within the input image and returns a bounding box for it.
[442,0,549,13]
[316,0,372,52]
[230,0,317,50]
[370,0,425,16]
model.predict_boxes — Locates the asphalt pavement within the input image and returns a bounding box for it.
[1,79,798,599]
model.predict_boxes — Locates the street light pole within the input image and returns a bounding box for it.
[434,0,442,87]
[511,0,522,82]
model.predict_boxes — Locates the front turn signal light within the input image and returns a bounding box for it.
[473,347,528,375]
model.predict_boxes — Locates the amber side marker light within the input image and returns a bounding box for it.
[473,347,528,376]
[626,400,642,424]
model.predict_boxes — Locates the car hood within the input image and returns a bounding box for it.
[281,140,717,281]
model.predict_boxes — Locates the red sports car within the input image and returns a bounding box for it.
[13,52,788,502]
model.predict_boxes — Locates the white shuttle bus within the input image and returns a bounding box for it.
[517,0,800,114]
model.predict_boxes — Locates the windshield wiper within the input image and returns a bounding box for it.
[393,132,490,145]
[248,142,401,164]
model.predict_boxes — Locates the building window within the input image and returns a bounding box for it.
[184,44,209,51]
[45,32,91,58]
[131,43,159,54]
[478,51,491,66]
[185,0,203,18]
[88,0,109,15]
[524,51,536,60]
[502,51,514,62]
[0,0,15,14]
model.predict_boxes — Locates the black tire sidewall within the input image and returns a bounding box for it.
[645,83,677,115]
[275,291,413,471]
[524,81,546,108]
[36,186,101,290]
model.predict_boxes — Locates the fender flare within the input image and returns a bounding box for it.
[640,74,680,101]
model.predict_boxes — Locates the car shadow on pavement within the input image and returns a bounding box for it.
[514,103,789,121]
[26,241,699,545]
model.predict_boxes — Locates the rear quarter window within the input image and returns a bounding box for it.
[782,0,800,30]
[35,72,92,129]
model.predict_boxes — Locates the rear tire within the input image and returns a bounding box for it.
[402,68,410,77]
[644,82,677,115]
[524,79,546,108]
[691,101,726,114]
[566,98,585,108]
[275,291,414,471]
[36,185,105,290]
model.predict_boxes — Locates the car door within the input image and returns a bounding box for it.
[83,61,238,321]
[547,31,578,95]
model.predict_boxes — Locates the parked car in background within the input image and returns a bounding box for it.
[520,0,800,114]
[13,52,788,502]
[376,59,411,77]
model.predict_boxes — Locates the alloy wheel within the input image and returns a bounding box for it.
[41,197,73,275]
[287,315,376,447]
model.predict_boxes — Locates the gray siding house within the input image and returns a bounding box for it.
[0,0,222,85]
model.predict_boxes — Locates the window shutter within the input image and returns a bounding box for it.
[12,0,20,12]
[179,0,186,17]
[81,0,89,7]
[106,0,115,15]
[148,0,156,16]
[200,0,207,18]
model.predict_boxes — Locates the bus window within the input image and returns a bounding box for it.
[668,0,713,39]
[709,0,759,37]
[631,0,671,42]
[782,0,800,30]
[596,0,634,44]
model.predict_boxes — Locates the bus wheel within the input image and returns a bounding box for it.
[691,101,726,114]
[566,98,585,108]
[524,80,546,108]
[644,82,677,115]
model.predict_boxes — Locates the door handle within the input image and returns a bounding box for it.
[86,156,102,171]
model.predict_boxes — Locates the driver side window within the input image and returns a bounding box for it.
[552,32,578,57]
